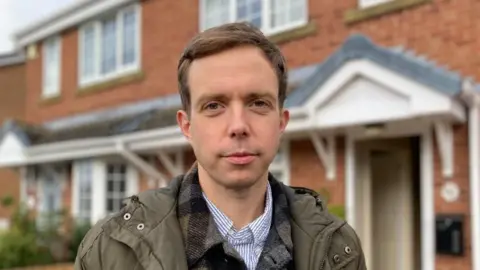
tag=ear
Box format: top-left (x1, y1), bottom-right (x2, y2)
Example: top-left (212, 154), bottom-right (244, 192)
top-left (280, 109), bottom-right (290, 133)
top-left (177, 110), bottom-right (192, 141)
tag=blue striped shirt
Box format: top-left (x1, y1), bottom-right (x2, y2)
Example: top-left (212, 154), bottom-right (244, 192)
top-left (203, 183), bottom-right (273, 270)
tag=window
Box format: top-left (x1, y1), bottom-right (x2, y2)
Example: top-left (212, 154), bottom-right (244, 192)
top-left (38, 175), bottom-right (62, 229)
top-left (42, 36), bottom-right (61, 98)
top-left (76, 161), bottom-right (93, 224)
top-left (106, 163), bottom-right (127, 214)
top-left (79, 5), bottom-right (140, 86)
top-left (201, 0), bottom-right (307, 35)
top-left (359, 0), bottom-right (393, 8)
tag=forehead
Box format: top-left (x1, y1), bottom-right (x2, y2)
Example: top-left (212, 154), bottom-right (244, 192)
top-left (187, 46), bottom-right (278, 99)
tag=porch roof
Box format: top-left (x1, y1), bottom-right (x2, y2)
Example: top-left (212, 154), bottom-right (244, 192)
top-left (285, 34), bottom-right (468, 108)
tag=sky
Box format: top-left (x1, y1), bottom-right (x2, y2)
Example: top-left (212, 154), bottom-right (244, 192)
top-left (0, 0), bottom-right (77, 53)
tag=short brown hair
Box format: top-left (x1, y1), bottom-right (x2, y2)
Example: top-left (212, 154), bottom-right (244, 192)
top-left (177, 22), bottom-right (288, 113)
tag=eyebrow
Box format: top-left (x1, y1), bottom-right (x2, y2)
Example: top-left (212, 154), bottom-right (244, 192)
top-left (195, 93), bottom-right (228, 108)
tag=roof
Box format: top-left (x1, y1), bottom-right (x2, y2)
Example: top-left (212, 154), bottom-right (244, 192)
top-left (14, 0), bottom-right (137, 48)
top-left (0, 108), bottom-right (179, 146)
top-left (0, 52), bottom-right (25, 67)
top-left (285, 33), bottom-right (466, 107)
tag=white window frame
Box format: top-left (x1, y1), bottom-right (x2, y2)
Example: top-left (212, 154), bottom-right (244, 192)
top-left (359, 0), bottom-right (393, 8)
top-left (78, 4), bottom-right (141, 88)
top-left (199, 0), bottom-right (308, 36)
top-left (73, 159), bottom-right (138, 225)
top-left (42, 36), bottom-right (61, 98)
top-left (269, 141), bottom-right (290, 185)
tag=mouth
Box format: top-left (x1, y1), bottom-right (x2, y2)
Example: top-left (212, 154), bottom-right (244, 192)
top-left (222, 151), bottom-right (259, 165)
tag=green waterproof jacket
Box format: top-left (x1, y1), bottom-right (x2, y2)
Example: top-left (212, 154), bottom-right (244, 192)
top-left (74, 173), bottom-right (367, 270)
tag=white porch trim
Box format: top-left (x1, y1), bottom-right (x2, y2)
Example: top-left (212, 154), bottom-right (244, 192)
top-left (461, 80), bottom-right (480, 270)
top-left (309, 133), bottom-right (336, 180)
top-left (345, 127), bottom-right (435, 270)
top-left (470, 104), bottom-right (480, 270)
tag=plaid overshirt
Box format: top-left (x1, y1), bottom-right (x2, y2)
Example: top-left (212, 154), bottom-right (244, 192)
top-left (177, 166), bottom-right (295, 270)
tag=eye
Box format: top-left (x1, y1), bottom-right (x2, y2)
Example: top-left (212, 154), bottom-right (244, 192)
top-left (252, 100), bottom-right (269, 107)
top-left (204, 102), bottom-right (222, 111)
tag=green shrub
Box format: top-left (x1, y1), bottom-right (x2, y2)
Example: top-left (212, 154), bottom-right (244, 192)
top-left (0, 228), bottom-right (54, 269)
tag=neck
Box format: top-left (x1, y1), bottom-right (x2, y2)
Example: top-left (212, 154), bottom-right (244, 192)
top-left (198, 165), bottom-right (268, 230)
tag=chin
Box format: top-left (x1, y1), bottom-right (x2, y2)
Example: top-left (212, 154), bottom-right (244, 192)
top-left (218, 170), bottom-right (262, 189)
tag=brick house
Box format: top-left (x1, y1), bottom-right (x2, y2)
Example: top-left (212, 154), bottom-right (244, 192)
top-left (0, 0), bottom-right (479, 269)
top-left (0, 52), bottom-right (26, 229)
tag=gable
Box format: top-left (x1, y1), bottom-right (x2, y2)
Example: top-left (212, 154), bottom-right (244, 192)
top-left (0, 132), bottom-right (27, 166)
top-left (305, 60), bottom-right (465, 129)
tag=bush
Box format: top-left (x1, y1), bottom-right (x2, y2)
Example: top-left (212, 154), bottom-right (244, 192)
top-left (0, 206), bottom-right (56, 269)
top-left (0, 228), bottom-right (54, 269)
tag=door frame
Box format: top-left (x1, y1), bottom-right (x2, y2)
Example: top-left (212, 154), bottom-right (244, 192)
top-left (345, 127), bottom-right (434, 270)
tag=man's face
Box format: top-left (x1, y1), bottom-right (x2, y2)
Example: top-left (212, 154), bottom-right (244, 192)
top-left (177, 45), bottom-right (289, 190)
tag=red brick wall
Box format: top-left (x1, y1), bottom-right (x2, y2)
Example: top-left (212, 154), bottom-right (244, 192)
top-left (24, 0), bottom-right (199, 124)
top-left (290, 137), bottom-right (346, 206)
top-left (0, 62), bottom-right (26, 219)
top-left (25, 0), bottom-right (480, 125)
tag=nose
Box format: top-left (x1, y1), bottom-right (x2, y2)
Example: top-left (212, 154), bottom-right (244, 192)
top-left (227, 105), bottom-right (250, 139)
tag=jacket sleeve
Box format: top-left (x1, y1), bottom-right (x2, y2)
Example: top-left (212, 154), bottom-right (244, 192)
top-left (73, 217), bottom-right (111, 270)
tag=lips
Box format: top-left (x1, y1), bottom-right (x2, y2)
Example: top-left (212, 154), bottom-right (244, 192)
top-left (223, 151), bottom-right (258, 165)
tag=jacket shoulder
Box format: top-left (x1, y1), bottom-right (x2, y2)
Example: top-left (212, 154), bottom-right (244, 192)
top-left (326, 216), bottom-right (367, 269)
top-left (73, 213), bottom-right (145, 269)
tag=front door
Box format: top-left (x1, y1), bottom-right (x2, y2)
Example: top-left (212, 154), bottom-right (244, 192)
top-left (355, 138), bottom-right (420, 270)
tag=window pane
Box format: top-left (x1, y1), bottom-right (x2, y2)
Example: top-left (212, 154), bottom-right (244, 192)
top-left (106, 163), bottom-right (127, 214)
top-left (82, 25), bottom-right (96, 79)
top-left (122, 9), bottom-right (137, 65)
top-left (101, 17), bottom-right (117, 75)
top-left (77, 161), bottom-right (92, 222)
top-left (236, 0), bottom-right (262, 28)
top-left (204, 0), bottom-right (230, 29)
top-left (270, 0), bottom-right (306, 29)
top-left (43, 38), bottom-right (60, 96)
top-left (119, 181), bottom-right (126, 192)
top-left (271, 0), bottom-right (288, 28)
top-left (289, 0), bottom-right (306, 23)
top-left (107, 199), bottom-right (113, 212)
top-left (107, 180), bottom-right (114, 192)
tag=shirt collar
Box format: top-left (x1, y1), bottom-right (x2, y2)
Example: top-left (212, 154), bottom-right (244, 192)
top-left (203, 182), bottom-right (273, 245)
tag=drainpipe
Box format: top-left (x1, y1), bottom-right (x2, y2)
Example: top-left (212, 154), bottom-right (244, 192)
top-left (462, 79), bottom-right (480, 270)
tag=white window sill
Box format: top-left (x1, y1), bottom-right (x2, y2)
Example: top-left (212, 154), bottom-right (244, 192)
top-left (79, 65), bottom-right (140, 89)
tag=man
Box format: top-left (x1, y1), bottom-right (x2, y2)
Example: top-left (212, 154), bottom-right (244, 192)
top-left (75, 22), bottom-right (366, 270)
